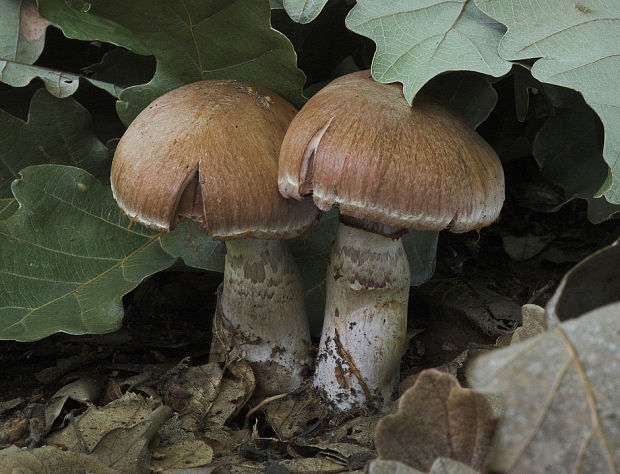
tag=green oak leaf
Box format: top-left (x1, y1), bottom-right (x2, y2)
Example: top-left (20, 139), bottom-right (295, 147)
top-left (0, 165), bottom-right (176, 341)
top-left (82, 48), bottom-right (156, 90)
top-left (0, 199), bottom-right (18, 220)
top-left (0, 0), bottom-right (118, 97)
top-left (289, 209), bottom-right (338, 335)
top-left (0, 0), bottom-right (50, 70)
top-left (426, 72), bottom-right (498, 128)
top-left (160, 220), bottom-right (226, 273)
top-left (283, 0), bottom-right (328, 24)
top-left (346, 0), bottom-right (512, 104)
top-left (0, 88), bottom-right (110, 197)
top-left (0, 61), bottom-right (121, 98)
top-left (513, 64), bottom-right (541, 122)
top-left (474, 0), bottom-right (620, 203)
top-left (533, 97), bottom-right (620, 222)
top-left (38, 0), bottom-right (306, 125)
top-left (402, 230), bottom-right (438, 286)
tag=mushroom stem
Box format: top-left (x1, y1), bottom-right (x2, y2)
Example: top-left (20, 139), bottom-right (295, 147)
top-left (314, 223), bottom-right (410, 411)
top-left (211, 238), bottom-right (312, 394)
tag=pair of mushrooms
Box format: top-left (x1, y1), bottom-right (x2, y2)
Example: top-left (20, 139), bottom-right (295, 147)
top-left (111, 71), bottom-right (504, 412)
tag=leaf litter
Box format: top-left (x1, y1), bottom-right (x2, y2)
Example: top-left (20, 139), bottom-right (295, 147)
top-left (0, 195), bottom-right (618, 472)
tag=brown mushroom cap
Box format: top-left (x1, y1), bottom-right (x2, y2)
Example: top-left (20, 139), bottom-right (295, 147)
top-left (278, 70), bottom-right (504, 233)
top-left (111, 80), bottom-right (318, 239)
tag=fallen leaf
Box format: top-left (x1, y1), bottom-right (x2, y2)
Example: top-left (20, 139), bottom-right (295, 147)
top-left (150, 439), bottom-right (213, 471)
top-left (0, 414), bottom-right (28, 444)
top-left (375, 369), bottom-right (497, 471)
top-left (322, 413), bottom-right (383, 448)
top-left (45, 392), bottom-right (161, 452)
top-left (501, 233), bottom-right (555, 261)
top-left (367, 457), bottom-right (479, 473)
top-left (400, 351), bottom-right (471, 395)
top-left (367, 459), bottom-right (423, 474)
top-left (162, 360), bottom-right (255, 430)
top-left (0, 397), bottom-right (23, 415)
top-left (546, 240), bottom-right (620, 326)
top-left (207, 360), bottom-right (255, 426)
top-left (468, 302), bottom-right (620, 473)
top-left (44, 376), bottom-right (103, 433)
top-left (497, 304), bottom-right (546, 347)
top-left (163, 362), bottom-right (223, 431)
top-left (0, 445), bottom-right (115, 473)
top-left (263, 391), bottom-right (329, 441)
top-left (89, 404), bottom-right (172, 473)
top-left (275, 456), bottom-right (348, 472)
top-left (298, 441), bottom-right (374, 468)
top-left (415, 279), bottom-right (521, 336)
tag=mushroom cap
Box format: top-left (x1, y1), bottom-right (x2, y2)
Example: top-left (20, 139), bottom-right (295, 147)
top-left (278, 70), bottom-right (504, 233)
top-left (111, 80), bottom-right (318, 240)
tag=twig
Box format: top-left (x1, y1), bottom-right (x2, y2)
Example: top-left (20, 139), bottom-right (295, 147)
top-left (527, 280), bottom-right (554, 304)
top-left (244, 393), bottom-right (288, 428)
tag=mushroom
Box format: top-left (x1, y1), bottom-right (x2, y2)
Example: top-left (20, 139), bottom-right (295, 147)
top-left (111, 80), bottom-right (318, 393)
top-left (278, 70), bottom-right (504, 411)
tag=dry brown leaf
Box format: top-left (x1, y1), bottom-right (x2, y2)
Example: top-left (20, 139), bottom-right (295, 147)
top-left (511, 304), bottom-right (546, 344)
top-left (367, 459), bottom-right (423, 474)
top-left (44, 376), bottom-right (103, 433)
top-left (45, 392), bottom-right (160, 451)
top-left (0, 414), bottom-right (28, 444)
top-left (367, 457), bottom-right (479, 473)
top-left (207, 360), bottom-right (255, 426)
top-left (501, 233), bottom-right (555, 261)
top-left (375, 369), bottom-right (497, 471)
top-left (0, 445), bottom-right (115, 474)
top-left (468, 302), bottom-right (620, 472)
top-left (322, 413), bottom-right (383, 448)
top-left (400, 350), bottom-right (470, 394)
top-left (162, 362), bottom-right (223, 431)
top-left (162, 360), bottom-right (255, 430)
top-left (150, 439), bottom-right (213, 471)
top-left (264, 391), bottom-right (329, 440)
top-left (276, 457), bottom-right (353, 472)
top-left (497, 304), bottom-right (547, 347)
top-left (415, 279), bottom-right (521, 336)
top-left (545, 240), bottom-right (620, 326)
top-left (89, 405), bottom-right (171, 473)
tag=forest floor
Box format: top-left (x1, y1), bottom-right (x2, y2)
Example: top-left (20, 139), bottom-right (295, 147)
top-left (0, 162), bottom-right (617, 473)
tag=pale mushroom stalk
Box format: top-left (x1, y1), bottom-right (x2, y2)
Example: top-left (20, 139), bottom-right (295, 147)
top-left (314, 221), bottom-right (410, 410)
top-left (278, 71), bottom-right (505, 411)
top-left (213, 238), bottom-right (310, 391)
top-left (110, 80), bottom-right (318, 394)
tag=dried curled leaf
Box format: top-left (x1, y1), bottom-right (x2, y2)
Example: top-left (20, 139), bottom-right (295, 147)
top-left (368, 458), bottom-right (479, 474)
top-left (468, 302), bottom-right (620, 473)
top-left (546, 240), bottom-right (620, 326)
top-left (375, 369), bottom-right (497, 471)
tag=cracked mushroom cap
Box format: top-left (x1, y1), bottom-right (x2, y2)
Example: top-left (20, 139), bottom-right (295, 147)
top-left (111, 80), bottom-right (318, 240)
top-left (278, 70), bottom-right (504, 233)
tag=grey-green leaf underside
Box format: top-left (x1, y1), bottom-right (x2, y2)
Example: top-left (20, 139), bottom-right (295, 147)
top-left (468, 304), bottom-right (620, 472)
top-left (346, 0), bottom-right (512, 104)
top-left (283, 0), bottom-right (328, 24)
top-left (0, 0), bottom-right (119, 97)
top-left (474, 0), bottom-right (620, 203)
